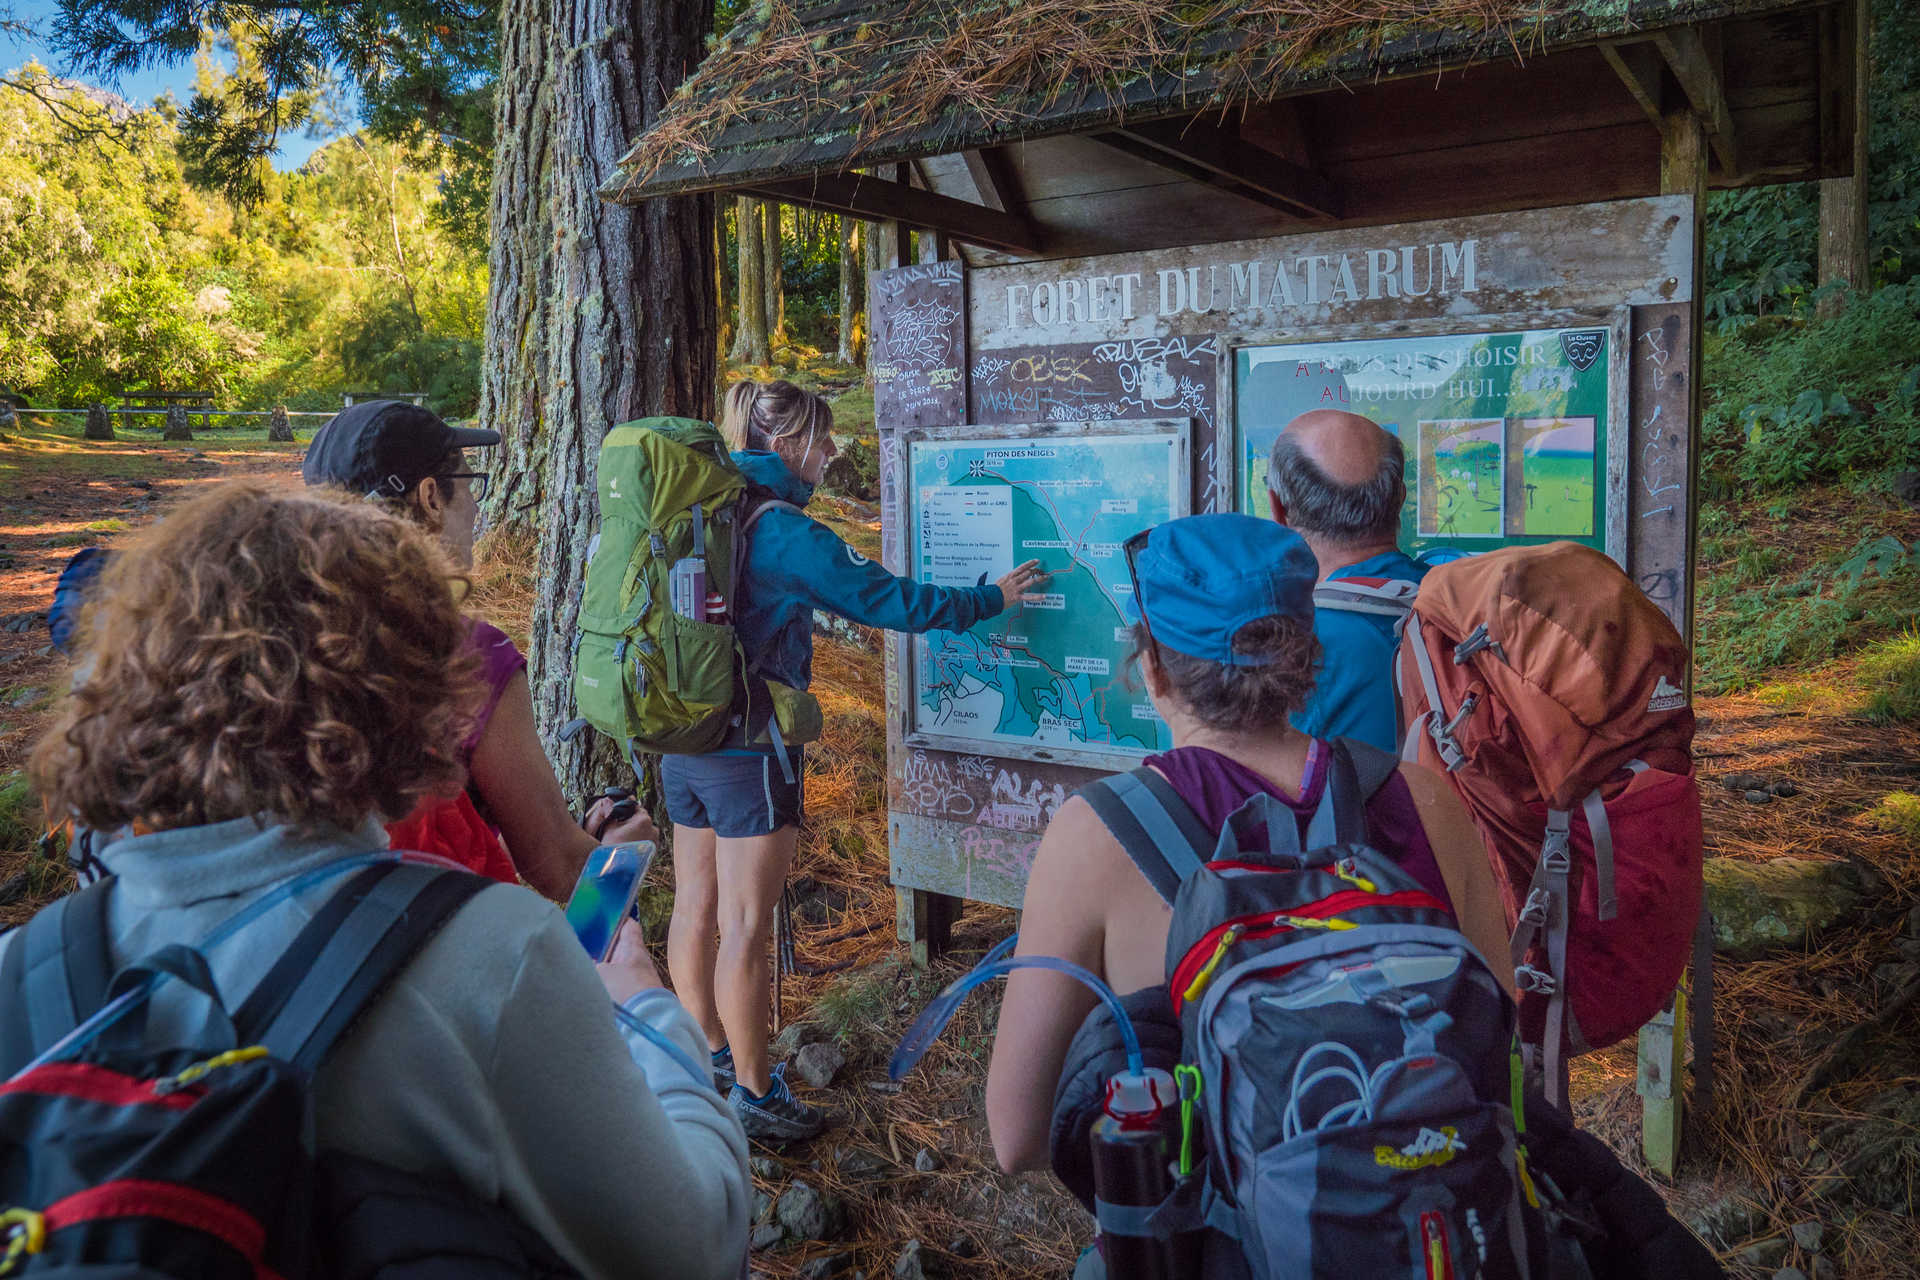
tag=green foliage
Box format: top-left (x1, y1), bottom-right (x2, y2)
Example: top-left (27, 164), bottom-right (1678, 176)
top-left (1835, 534), bottom-right (1920, 584)
top-left (1857, 627), bottom-right (1920, 723)
top-left (1866, 791), bottom-right (1920, 843)
top-left (1695, 525), bottom-right (1920, 693)
top-left (812, 959), bottom-right (908, 1046)
top-left (0, 74), bottom-right (487, 415)
top-left (0, 773), bottom-right (37, 854)
top-left (49, 2), bottom-right (499, 246)
top-left (1700, 283), bottom-right (1920, 494)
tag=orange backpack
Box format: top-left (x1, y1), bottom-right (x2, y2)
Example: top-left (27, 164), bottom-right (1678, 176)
top-left (1396, 542), bottom-right (1702, 1102)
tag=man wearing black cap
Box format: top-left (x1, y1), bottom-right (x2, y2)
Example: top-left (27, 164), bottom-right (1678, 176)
top-left (302, 399), bottom-right (503, 567)
top-left (304, 399), bottom-right (658, 896)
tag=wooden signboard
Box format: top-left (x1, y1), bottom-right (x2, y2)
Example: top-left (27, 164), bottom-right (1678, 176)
top-left (870, 260), bottom-right (966, 430)
top-left (873, 195), bottom-right (1698, 936)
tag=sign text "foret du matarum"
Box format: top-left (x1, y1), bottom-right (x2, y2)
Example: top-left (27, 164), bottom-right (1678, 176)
top-left (1004, 239), bottom-right (1482, 334)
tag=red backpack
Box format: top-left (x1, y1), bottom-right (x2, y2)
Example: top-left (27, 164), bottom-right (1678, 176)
top-left (1395, 542), bottom-right (1702, 1103)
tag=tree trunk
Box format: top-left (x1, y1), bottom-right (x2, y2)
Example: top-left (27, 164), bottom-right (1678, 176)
top-left (478, 0), bottom-right (717, 797)
top-left (761, 199), bottom-right (784, 344)
top-left (730, 195), bottom-right (769, 365)
top-left (266, 405), bottom-right (293, 442)
top-left (837, 217), bottom-right (858, 364)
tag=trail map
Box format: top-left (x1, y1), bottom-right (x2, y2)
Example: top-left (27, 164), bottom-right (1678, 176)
top-left (909, 428), bottom-right (1187, 758)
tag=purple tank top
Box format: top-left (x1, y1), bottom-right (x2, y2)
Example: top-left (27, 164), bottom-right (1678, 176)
top-left (1141, 739), bottom-right (1454, 911)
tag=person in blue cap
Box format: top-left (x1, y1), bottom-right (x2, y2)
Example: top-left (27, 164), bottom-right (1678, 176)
top-left (982, 512), bottom-right (1507, 1182)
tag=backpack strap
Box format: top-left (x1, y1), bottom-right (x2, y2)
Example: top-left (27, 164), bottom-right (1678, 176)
top-left (732, 494), bottom-right (810, 784)
top-left (1077, 768), bottom-right (1215, 906)
top-left (235, 861), bottom-right (488, 1073)
top-left (0, 878), bottom-right (117, 1074)
top-left (1304, 738), bottom-right (1398, 849)
top-left (1311, 576), bottom-right (1419, 619)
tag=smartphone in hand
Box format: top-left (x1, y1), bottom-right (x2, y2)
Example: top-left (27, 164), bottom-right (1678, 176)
top-left (563, 841), bottom-right (655, 962)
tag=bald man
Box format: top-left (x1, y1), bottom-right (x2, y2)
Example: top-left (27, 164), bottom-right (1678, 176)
top-left (1266, 410), bottom-right (1427, 752)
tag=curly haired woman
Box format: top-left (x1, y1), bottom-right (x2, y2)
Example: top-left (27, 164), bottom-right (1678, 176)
top-left (5, 481), bottom-right (748, 1279)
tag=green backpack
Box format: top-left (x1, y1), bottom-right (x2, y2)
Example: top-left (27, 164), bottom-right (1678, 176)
top-left (573, 417), bottom-right (820, 757)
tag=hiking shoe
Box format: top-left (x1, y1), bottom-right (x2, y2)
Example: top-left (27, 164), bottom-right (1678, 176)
top-left (729, 1063), bottom-right (827, 1144)
top-left (710, 1045), bottom-right (736, 1095)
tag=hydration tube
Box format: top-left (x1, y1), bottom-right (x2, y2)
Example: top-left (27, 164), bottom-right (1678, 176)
top-left (612, 1001), bottom-right (711, 1089)
top-left (889, 933), bottom-right (1142, 1082)
top-left (11, 850), bottom-right (452, 1080)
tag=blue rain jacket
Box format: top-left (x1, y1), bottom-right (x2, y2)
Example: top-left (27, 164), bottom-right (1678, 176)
top-left (1289, 549), bottom-right (1431, 754)
top-left (732, 451), bottom-right (1002, 692)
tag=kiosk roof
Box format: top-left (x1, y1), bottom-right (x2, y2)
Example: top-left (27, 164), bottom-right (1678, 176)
top-left (604, 0), bottom-right (1855, 260)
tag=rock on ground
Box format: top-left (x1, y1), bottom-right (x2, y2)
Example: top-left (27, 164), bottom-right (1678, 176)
top-left (1703, 857), bottom-right (1866, 960)
top-left (772, 1020), bottom-right (829, 1059)
top-left (776, 1181), bottom-right (846, 1242)
top-left (893, 1239), bottom-right (927, 1280)
top-left (796, 1252), bottom-right (852, 1280)
top-left (794, 1040), bottom-right (847, 1088)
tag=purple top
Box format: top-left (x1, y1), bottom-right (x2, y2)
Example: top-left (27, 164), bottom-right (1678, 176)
top-left (461, 619), bottom-right (529, 759)
top-left (1142, 739), bottom-right (1453, 911)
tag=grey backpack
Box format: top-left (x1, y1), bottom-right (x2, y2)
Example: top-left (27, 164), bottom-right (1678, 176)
top-left (1079, 740), bottom-right (1539, 1279)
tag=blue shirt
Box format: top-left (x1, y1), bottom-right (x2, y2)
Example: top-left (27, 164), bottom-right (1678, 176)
top-left (731, 451), bottom-right (1002, 692)
top-left (1290, 550), bottom-right (1431, 754)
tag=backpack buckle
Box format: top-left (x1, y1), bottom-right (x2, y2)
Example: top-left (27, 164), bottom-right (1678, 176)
top-left (1, 1208), bottom-right (48, 1271)
top-left (649, 532), bottom-right (667, 558)
top-left (1452, 623), bottom-right (1507, 665)
top-left (1540, 812), bottom-right (1572, 872)
top-left (1516, 885), bottom-right (1552, 929)
top-left (1514, 964), bottom-right (1557, 995)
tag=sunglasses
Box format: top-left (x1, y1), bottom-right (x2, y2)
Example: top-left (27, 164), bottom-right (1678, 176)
top-left (1122, 528), bottom-right (1163, 668)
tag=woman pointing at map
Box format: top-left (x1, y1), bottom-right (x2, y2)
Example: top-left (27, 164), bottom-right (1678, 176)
top-left (666, 378), bottom-right (1050, 1144)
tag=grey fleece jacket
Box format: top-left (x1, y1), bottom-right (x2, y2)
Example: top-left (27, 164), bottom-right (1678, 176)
top-left (0, 816), bottom-right (750, 1280)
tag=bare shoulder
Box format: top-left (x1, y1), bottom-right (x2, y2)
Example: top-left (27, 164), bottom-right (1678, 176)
top-left (1018, 795), bottom-right (1131, 940)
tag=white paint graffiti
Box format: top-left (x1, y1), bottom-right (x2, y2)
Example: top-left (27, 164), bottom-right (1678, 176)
top-left (977, 768), bottom-right (1069, 833)
top-left (883, 300), bottom-right (963, 372)
top-left (900, 750), bottom-right (975, 819)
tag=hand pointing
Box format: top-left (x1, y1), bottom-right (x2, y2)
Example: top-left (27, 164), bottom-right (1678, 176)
top-left (995, 559), bottom-right (1051, 613)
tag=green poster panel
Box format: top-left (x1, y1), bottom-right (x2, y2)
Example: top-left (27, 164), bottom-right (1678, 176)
top-left (1233, 325), bottom-right (1618, 556)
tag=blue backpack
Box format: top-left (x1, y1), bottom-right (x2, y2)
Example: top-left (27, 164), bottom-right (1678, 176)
top-left (1079, 741), bottom-right (1539, 1279)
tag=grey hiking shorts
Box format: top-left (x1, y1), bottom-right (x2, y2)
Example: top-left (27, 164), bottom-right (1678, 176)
top-left (660, 749), bottom-right (805, 837)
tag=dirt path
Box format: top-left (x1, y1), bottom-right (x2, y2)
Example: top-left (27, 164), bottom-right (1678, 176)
top-left (0, 423), bottom-right (304, 778)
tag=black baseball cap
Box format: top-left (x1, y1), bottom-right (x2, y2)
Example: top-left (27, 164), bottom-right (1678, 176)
top-left (301, 400), bottom-right (501, 498)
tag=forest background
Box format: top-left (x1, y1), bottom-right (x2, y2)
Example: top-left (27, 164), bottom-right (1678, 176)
top-left (5, 1), bottom-right (1920, 496)
top-left (1, 0), bottom-right (1918, 690)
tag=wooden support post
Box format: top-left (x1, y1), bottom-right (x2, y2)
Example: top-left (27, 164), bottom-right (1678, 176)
top-left (1638, 104), bottom-right (1709, 1180)
top-left (1817, 0), bottom-right (1870, 315)
top-left (1636, 979), bottom-right (1687, 1177)
top-left (896, 885), bottom-right (956, 970)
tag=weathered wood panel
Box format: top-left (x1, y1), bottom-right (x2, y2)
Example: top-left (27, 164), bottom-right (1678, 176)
top-left (869, 261), bottom-right (967, 429)
top-left (968, 197), bottom-right (1694, 351)
top-left (968, 338), bottom-right (1222, 513)
top-left (1627, 304), bottom-right (1696, 635)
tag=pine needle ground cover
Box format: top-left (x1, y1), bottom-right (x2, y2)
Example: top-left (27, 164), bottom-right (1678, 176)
top-left (4, 401), bottom-right (1918, 1274)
